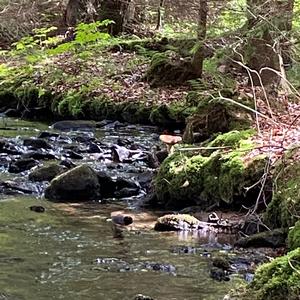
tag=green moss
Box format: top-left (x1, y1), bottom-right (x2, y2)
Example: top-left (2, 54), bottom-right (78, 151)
top-left (264, 160), bottom-right (300, 228)
top-left (207, 129), bottom-right (255, 148)
top-left (288, 221), bottom-right (300, 250)
top-left (155, 130), bottom-right (265, 209)
top-left (249, 248), bottom-right (300, 300)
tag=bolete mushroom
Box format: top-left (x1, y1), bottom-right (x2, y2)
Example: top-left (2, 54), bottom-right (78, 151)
top-left (159, 134), bottom-right (182, 153)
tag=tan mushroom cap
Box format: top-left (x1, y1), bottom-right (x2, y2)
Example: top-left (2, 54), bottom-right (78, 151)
top-left (159, 134), bottom-right (182, 145)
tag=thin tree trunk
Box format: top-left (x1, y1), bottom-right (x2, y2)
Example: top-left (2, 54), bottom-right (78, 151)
top-left (156, 0), bottom-right (165, 31)
top-left (191, 0), bottom-right (208, 78)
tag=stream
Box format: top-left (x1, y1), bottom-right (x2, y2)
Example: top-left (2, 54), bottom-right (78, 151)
top-left (0, 118), bottom-right (268, 300)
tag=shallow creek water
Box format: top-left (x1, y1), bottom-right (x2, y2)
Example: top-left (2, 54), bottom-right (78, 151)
top-left (0, 118), bottom-right (262, 300)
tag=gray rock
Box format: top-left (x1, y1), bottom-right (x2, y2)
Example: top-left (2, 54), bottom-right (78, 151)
top-left (8, 158), bottom-right (38, 173)
top-left (51, 120), bottom-right (96, 132)
top-left (44, 164), bottom-right (101, 202)
top-left (23, 138), bottom-right (52, 150)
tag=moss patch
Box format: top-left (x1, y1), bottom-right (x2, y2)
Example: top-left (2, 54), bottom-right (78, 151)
top-left (288, 221), bottom-right (300, 250)
top-left (154, 130), bottom-right (266, 209)
top-left (264, 158), bottom-right (300, 229)
top-left (249, 248), bottom-right (300, 300)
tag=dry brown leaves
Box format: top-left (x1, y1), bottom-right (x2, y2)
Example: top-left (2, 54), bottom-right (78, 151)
top-left (244, 87), bottom-right (300, 163)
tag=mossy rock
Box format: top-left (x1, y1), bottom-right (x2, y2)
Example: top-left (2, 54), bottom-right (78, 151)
top-left (249, 248), bottom-right (300, 300)
top-left (288, 220), bottom-right (300, 250)
top-left (183, 98), bottom-right (253, 143)
top-left (145, 51), bottom-right (196, 87)
top-left (264, 155), bottom-right (300, 229)
top-left (29, 163), bottom-right (67, 182)
top-left (154, 130), bottom-right (267, 209)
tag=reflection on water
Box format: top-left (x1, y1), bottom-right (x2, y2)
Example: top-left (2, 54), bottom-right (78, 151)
top-left (0, 197), bottom-right (237, 300)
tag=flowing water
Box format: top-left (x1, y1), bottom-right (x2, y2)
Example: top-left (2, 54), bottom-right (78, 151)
top-left (0, 118), bottom-right (251, 300)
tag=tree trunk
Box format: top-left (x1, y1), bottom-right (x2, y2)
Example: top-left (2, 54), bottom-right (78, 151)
top-left (99, 0), bottom-right (132, 35)
top-left (191, 0), bottom-right (208, 78)
top-left (245, 0), bottom-right (294, 86)
top-left (156, 0), bottom-right (165, 31)
top-left (64, 0), bottom-right (98, 27)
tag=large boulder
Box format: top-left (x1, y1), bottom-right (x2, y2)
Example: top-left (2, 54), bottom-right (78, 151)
top-left (44, 165), bottom-right (100, 201)
top-left (154, 130), bottom-right (267, 209)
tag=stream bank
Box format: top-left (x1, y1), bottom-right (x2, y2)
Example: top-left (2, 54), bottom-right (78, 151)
top-left (0, 117), bottom-right (282, 300)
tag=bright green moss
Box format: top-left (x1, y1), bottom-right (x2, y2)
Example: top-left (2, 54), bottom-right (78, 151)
top-left (250, 248), bottom-right (300, 300)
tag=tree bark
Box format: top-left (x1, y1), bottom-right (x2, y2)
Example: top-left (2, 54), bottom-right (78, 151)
top-left (191, 0), bottom-right (208, 78)
top-left (245, 0), bottom-right (294, 86)
top-left (64, 0), bottom-right (98, 27)
top-left (99, 0), bottom-right (132, 35)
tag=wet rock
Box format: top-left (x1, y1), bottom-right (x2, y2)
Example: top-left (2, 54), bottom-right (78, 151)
top-left (87, 142), bottom-right (103, 153)
top-left (135, 171), bottom-right (154, 188)
top-left (51, 120), bottom-right (96, 132)
top-left (23, 138), bottom-right (52, 150)
top-left (44, 164), bottom-right (101, 202)
top-left (111, 145), bottom-right (131, 162)
top-left (143, 262), bottom-right (176, 273)
top-left (154, 214), bottom-right (201, 231)
top-left (29, 205), bottom-right (45, 213)
top-left (29, 164), bottom-right (67, 182)
top-left (0, 140), bottom-right (22, 155)
top-left (3, 108), bottom-right (20, 118)
top-left (210, 267), bottom-right (230, 281)
top-left (234, 228), bottom-right (288, 248)
top-left (37, 131), bottom-right (59, 139)
top-left (8, 158), bottom-right (38, 173)
top-left (23, 151), bottom-right (56, 160)
top-left (212, 257), bottom-right (231, 271)
top-left (97, 171), bottom-right (116, 197)
top-left (0, 139), bottom-right (7, 150)
top-left (59, 159), bottom-right (76, 169)
top-left (66, 150), bottom-right (83, 160)
top-left (116, 177), bottom-right (140, 190)
top-left (95, 120), bottom-right (113, 128)
top-left (171, 246), bottom-right (202, 254)
top-left (0, 181), bottom-right (35, 195)
top-left (134, 294), bottom-right (155, 300)
top-left (115, 188), bottom-right (139, 198)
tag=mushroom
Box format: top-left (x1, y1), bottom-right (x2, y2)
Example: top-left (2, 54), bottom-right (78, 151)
top-left (159, 134), bottom-right (182, 153)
